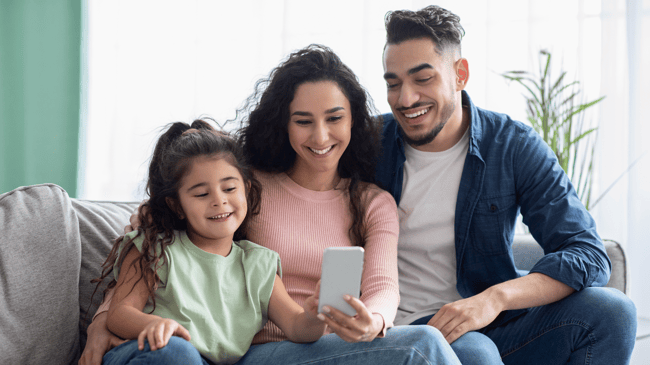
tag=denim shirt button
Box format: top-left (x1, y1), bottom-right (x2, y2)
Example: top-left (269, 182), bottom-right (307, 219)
top-left (490, 204), bottom-right (497, 212)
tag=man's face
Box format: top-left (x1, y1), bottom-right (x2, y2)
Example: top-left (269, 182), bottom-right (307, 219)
top-left (383, 38), bottom-right (460, 148)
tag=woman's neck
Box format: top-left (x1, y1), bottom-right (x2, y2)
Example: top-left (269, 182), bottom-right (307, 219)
top-left (286, 166), bottom-right (341, 191)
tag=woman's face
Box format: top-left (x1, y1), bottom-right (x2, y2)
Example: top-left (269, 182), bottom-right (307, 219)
top-left (287, 81), bottom-right (352, 179)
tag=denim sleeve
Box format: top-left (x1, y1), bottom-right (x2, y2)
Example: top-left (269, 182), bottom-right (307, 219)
top-left (514, 128), bottom-right (611, 290)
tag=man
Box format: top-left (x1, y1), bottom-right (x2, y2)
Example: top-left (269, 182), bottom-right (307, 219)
top-left (376, 5), bottom-right (637, 364)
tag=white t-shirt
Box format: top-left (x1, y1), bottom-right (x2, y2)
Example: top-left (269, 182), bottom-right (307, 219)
top-left (394, 129), bottom-right (469, 325)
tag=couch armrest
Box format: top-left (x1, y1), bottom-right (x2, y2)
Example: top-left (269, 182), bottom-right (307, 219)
top-left (0, 184), bottom-right (82, 365)
top-left (512, 234), bottom-right (628, 295)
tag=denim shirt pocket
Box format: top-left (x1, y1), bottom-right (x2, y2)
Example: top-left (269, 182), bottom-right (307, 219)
top-left (470, 194), bottom-right (517, 255)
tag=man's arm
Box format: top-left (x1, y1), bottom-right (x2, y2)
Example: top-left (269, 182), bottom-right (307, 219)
top-left (428, 272), bottom-right (574, 343)
top-left (430, 123), bottom-right (605, 343)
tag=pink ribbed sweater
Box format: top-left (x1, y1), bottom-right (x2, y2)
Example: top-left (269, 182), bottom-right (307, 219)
top-left (250, 172), bottom-right (399, 344)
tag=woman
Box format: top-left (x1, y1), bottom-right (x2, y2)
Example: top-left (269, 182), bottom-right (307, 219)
top-left (80, 45), bottom-right (459, 365)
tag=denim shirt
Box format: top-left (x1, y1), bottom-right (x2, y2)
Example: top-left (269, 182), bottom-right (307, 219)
top-left (375, 91), bottom-right (611, 327)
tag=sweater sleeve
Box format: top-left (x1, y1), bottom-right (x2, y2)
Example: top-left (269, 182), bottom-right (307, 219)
top-left (359, 186), bottom-right (400, 334)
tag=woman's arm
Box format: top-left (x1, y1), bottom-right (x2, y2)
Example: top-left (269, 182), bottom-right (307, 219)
top-left (299, 188), bottom-right (400, 343)
top-left (107, 246), bottom-right (190, 350)
top-left (267, 275), bottom-right (326, 343)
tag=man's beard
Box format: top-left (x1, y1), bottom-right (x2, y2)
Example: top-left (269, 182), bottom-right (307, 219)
top-left (399, 96), bottom-right (456, 147)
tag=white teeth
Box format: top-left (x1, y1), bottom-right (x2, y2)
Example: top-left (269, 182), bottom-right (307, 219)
top-left (308, 146), bottom-right (333, 155)
top-left (404, 108), bottom-right (429, 118)
top-left (210, 213), bottom-right (231, 219)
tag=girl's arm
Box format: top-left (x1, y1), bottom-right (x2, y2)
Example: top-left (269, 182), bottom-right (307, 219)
top-left (267, 275), bottom-right (326, 343)
top-left (106, 246), bottom-right (190, 350)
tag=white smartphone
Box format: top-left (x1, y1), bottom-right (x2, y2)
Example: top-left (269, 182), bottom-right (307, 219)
top-left (318, 247), bottom-right (364, 317)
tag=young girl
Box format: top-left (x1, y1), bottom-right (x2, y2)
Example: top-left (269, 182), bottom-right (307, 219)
top-left (96, 120), bottom-right (325, 365)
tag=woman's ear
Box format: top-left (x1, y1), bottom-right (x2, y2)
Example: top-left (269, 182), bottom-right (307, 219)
top-left (165, 197), bottom-right (185, 220)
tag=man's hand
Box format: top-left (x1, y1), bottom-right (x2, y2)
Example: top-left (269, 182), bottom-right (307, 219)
top-left (428, 290), bottom-right (504, 344)
top-left (79, 312), bottom-right (127, 365)
top-left (428, 273), bottom-right (575, 344)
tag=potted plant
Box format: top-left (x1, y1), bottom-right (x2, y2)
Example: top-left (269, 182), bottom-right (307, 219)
top-left (501, 50), bottom-right (604, 209)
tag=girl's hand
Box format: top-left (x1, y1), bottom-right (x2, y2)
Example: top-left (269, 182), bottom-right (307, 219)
top-left (317, 296), bottom-right (384, 343)
top-left (138, 318), bottom-right (191, 351)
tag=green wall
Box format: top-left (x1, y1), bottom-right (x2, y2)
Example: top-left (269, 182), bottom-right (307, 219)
top-left (0, 0), bottom-right (81, 196)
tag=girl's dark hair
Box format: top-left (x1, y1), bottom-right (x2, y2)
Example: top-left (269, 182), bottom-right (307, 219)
top-left (236, 44), bottom-right (381, 247)
top-left (92, 119), bottom-right (262, 311)
top-left (385, 5), bottom-right (465, 55)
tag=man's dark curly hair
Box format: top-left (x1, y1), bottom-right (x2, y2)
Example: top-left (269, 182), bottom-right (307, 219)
top-left (236, 44), bottom-right (382, 247)
top-left (385, 5), bottom-right (465, 55)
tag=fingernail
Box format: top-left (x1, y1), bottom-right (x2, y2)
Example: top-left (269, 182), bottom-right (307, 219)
top-left (322, 306), bottom-right (330, 313)
top-left (344, 295), bottom-right (351, 300)
top-left (317, 314), bottom-right (326, 320)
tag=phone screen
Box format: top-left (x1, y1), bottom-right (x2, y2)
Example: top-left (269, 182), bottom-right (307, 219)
top-left (318, 247), bottom-right (364, 316)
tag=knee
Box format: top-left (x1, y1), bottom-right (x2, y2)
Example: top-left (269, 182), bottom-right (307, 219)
top-left (582, 287), bottom-right (636, 320)
top-left (147, 337), bottom-right (203, 365)
top-left (394, 326), bottom-right (460, 364)
top-left (451, 332), bottom-right (502, 365)
top-left (579, 287), bottom-right (637, 337)
top-left (405, 325), bottom-right (448, 347)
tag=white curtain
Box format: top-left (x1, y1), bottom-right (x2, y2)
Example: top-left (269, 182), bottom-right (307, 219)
top-left (80, 0), bottom-right (649, 314)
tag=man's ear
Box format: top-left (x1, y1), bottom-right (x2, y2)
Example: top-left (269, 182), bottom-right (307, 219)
top-left (455, 58), bottom-right (469, 90)
top-left (165, 197), bottom-right (185, 220)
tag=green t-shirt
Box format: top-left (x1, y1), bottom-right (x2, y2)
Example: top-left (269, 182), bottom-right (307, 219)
top-left (114, 230), bottom-right (281, 364)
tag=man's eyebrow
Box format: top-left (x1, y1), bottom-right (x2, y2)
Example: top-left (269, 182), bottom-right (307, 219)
top-left (408, 63), bottom-right (434, 75)
top-left (384, 63), bottom-right (434, 80)
top-left (383, 72), bottom-right (397, 80)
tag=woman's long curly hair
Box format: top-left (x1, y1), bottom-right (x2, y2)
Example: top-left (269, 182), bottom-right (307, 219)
top-left (236, 44), bottom-right (382, 247)
top-left (92, 119), bottom-right (262, 311)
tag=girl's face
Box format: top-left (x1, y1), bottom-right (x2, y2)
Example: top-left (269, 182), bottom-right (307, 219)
top-left (173, 155), bottom-right (247, 253)
top-left (287, 81), bottom-right (352, 179)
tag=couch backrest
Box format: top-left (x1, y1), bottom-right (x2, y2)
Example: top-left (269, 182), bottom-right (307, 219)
top-left (72, 198), bottom-right (138, 351)
top-left (0, 184), bottom-right (137, 365)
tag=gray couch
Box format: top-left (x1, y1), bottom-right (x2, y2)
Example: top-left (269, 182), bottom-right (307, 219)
top-left (0, 183), bottom-right (629, 365)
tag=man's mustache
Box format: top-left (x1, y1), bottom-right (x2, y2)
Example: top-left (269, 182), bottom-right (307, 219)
top-left (396, 102), bottom-right (434, 112)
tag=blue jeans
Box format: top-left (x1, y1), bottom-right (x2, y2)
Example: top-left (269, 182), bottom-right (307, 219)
top-left (411, 287), bottom-right (637, 365)
top-left (103, 337), bottom-right (209, 365)
top-left (234, 325), bottom-right (461, 364)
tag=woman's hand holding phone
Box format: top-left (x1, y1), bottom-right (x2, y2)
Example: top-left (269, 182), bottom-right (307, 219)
top-left (316, 247), bottom-right (383, 342)
top-left (317, 297), bottom-right (384, 343)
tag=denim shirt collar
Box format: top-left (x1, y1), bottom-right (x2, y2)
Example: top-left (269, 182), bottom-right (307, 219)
top-left (464, 90), bottom-right (483, 159)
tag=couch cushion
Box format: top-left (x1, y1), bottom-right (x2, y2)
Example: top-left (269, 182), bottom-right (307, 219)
top-left (0, 184), bottom-right (81, 365)
top-left (73, 198), bottom-right (138, 350)
top-left (604, 239), bottom-right (627, 294)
